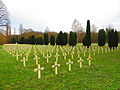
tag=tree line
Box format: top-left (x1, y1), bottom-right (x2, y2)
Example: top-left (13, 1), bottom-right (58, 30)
top-left (11, 31), bottom-right (77, 46)
top-left (10, 20), bottom-right (119, 49)
top-left (82, 20), bottom-right (118, 49)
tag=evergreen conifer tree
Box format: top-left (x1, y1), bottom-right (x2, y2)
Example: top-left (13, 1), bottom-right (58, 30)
top-left (82, 20), bottom-right (91, 48)
top-left (50, 35), bottom-right (55, 45)
top-left (98, 29), bottom-right (106, 47)
top-left (44, 33), bottom-right (49, 45)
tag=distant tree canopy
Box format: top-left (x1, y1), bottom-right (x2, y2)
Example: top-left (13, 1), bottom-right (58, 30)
top-left (0, 33), bottom-right (6, 45)
top-left (108, 29), bottom-right (118, 49)
top-left (44, 33), bottom-right (49, 45)
top-left (56, 31), bottom-right (64, 46)
top-left (50, 35), bottom-right (55, 45)
top-left (98, 29), bottom-right (106, 47)
top-left (18, 37), bottom-right (25, 44)
top-left (56, 31), bottom-right (68, 46)
top-left (10, 38), bottom-right (16, 43)
top-left (63, 33), bottom-right (68, 45)
top-left (29, 35), bottom-right (35, 44)
top-left (69, 31), bottom-right (77, 46)
top-left (8, 19), bottom-right (119, 47)
top-left (82, 20), bottom-right (91, 48)
top-left (114, 30), bottom-right (119, 48)
top-left (36, 37), bottom-right (43, 45)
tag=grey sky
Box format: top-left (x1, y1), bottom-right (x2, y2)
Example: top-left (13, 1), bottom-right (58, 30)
top-left (3, 0), bottom-right (120, 34)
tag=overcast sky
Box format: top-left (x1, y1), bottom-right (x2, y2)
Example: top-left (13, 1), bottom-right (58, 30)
top-left (2, 0), bottom-right (120, 34)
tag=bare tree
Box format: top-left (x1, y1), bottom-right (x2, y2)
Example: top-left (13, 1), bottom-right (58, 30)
top-left (19, 24), bottom-right (23, 34)
top-left (91, 24), bottom-right (98, 33)
top-left (0, 0), bottom-right (10, 26)
top-left (14, 28), bottom-right (16, 35)
top-left (0, 0), bottom-right (10, 43)
top-left (106, 24), bottom-right (114, 30)
top-left (44, 27), bottom-right (49, 33)
top-left (71, 19), bottom-right (84, 43)
top-left (91, 24), bottom-right (98, 43)
top-left (71, 19), bottom-right (84, 33)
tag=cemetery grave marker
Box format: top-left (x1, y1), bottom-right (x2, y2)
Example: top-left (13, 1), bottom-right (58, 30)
top-left (87, 55), bottom-right (92, 66)
top-left (34, 55), bottom-right (40, 65)
top-left (45, 53), bottom-right (51, 63)
top-left (15, 52), bottom-right (20, 60)
top-left (21, 57), bottom-right (27, 66)
top-left (66, 59), bottom-right (73, 71)
top-left (78, 57), bottom-right (83, 68)
top-left (52, 61), bottom-right (60, 74)
top-left (54, 53), bottom-right (59, 62)
top-left (34, 64), bottom-right (44, 79)
top-left (63, 53), bottom-right (67, 60)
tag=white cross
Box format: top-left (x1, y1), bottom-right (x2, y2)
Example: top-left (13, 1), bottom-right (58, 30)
top-left (66, 59), bottom-right (73, 71)
top-left (25, 53), bottom-right (29, 60)
top-left (71, 52), bottom-right (74, 59)
top-left (63, 53), bottom-right (67, 60)
top-left (15, 52), bottom-right (20, 60)
top-left (54, 53), bottom-right (59, 62)
top-left (21, 57), bottom-right (27, 66)
top-left (45, 54), bottom-right (51, 63)
top-left (52, 61), bottom-right (60, 74)
top-left (78, 57), bottom-right (83, 68)
top-left (34, 64), bottom-right (44, 79)
top-left (87, 55), bottom-right (92, 66)
top-left (34, 55), bottom-right (40, 65)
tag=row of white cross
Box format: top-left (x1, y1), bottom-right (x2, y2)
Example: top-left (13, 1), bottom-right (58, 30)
top-left (3, 44), bottom-right (118, 79)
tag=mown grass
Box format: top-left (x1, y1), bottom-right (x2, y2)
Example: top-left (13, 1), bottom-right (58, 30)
top-left (0, 44), bottom-right (120, 89)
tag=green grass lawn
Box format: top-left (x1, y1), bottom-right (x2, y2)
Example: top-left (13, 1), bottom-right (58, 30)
top-left (0, 45), bottom-right (120, 89)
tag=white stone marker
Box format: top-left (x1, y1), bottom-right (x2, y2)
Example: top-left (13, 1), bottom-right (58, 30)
top-left (34, 64), bottom-right (44, 79)
top-left (54, 53), bottom-right (59, 62)
top-left (34, 55), bottom-right (40, 65)
top-left (16, 52), bottom-right (19, 60)
top-left (71, 52), bottom-right (74, 59)
top-left (66, 59), bottom-right (73, 71)
top-left (78, 57), bottom-right (83, 68)
top-left (52, 61), bottom-right (60, 74)
top-left (45, 54), bottom-right (51, 63)
top-left (87, 55), bottom-right (92, 66)
top-left (63, 53), bottom-right (67, 60)
top-left (25, 53), bottom-right (29, 60)
top-left (21, 57), bottom-right (27, 66)
top-left (84, 52), bottom-right (86, 57)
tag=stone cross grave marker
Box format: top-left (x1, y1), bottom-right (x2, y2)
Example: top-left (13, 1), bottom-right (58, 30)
top-left (71, 52), bottom-right (74, 59)
top-left (21, 57), bottom-right (27, 66)
top-left (34, 55), bottom-right (40, 65)
top-left (12, 51), bottom-right (15, 56)
top-left (63, 53), bottom-right (67, 60)
top-left (52, 61), bottom-right (60, 74)
top-left (34, 64), bottom-right (44, 79)
top-left (66, 59), bottom-right (73, 71)
top-left (78, 57), bottom-right (83, 68)
top-left (84, 52), bottom-right (86, 57)
top-left (20, 51), bottom-right (23, 56)
top-left (34, 51), bottom-right (38, 56)
top-left (87, 55), bottom-right (92, 66)
top-left (54, 53), bottom-right (59, 62)
top-left (15, 52), bottom-right (20, 60)
top-left (45, 53), bottom-right (51, 63)
top-left (25, 53), bottom-right (29, 60)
